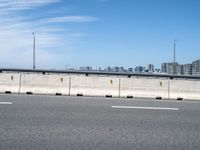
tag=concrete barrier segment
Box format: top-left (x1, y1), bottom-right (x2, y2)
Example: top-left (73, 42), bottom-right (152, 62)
top-left (0, 73), bottom-right (21, 94)
top-left (19, 74), bottom-right (70, 95)
top-left (70, 76), bottom-right (120, 97)
top-left (120, 77), bottom-right (169, 99)
top-left (170, 79), bottom-right (200, 100)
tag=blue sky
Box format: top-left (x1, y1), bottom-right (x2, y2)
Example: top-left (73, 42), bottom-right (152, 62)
top-left (0, 0), bottom-right (200, 69)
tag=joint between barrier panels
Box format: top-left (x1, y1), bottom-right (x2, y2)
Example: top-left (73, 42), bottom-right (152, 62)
top-left (18, 74), bottom-right (22, 94)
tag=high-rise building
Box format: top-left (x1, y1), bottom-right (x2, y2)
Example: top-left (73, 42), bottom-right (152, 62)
top-left (182, 64), bottom-right (192, 75)
top-left (114, 67), bottom-right (119, 72)
top-left (161, 63), bottom-right (167, 73)
top-left (128, 68), bottom-right (133, 72)
top-left (118, 67), bottom-right (124, 72)
top-left (105, 67), bottom-right (112, 72)
top-left (192, 59), bottom-right (200, 76)
top-left (113, 67), bottom-right (124, 72)
top-left (167, 63), bottom-right (174, 74)
top-left (134, 66), bottom-right (145, 73)
top-left (176, 64), bottom-right (183, 75)
top-left (161, 62), bottom-right (179, 75)
top-left (147, 64), bottom-right (154, 72)
top-left (167, 62), bottom-right (178, 75)
top-left (79, 66), bottom-right (92, 71)
top-left (161, 61), bottom-right (196, 76)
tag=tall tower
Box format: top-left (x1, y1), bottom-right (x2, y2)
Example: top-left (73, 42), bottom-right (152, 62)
top-left (32, 32), bottom-right (36, 69)
top-left (173, 40), bottom-right (176, 75)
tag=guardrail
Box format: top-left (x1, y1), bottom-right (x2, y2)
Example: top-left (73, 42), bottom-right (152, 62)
top-left (1, 68), bottom-right (200, 80)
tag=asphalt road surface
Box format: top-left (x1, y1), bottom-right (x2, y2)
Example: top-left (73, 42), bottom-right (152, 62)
top-left (0, 95), bottom-right (200, 150)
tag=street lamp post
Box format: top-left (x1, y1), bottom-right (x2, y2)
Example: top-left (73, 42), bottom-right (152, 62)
top-left (32, 32), bottom-right (36, 69)
top-left (173, 40), bottom-right (177, 75)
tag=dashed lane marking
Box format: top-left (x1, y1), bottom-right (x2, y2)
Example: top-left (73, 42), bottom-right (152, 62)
top-left (112, 106), bottom-right (179, 111)
top-left (0, 102), bottom-right (13, 105)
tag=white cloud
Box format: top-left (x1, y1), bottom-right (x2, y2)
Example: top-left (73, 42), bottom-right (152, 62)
top-left (0, 0), bottom-right (97, 69)
top-left (0, 0), bottom-right (61, 14)
top-left (44, 16), bottom-right (97, 23)
top-left (0, 15), bottom-right (64, 68)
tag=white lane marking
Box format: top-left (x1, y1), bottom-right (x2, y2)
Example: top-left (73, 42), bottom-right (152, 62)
top-left (112, 106), bottom-right (179, 111)
top-left (0, 102), bottom-right (13, 105)
top-left (166, 100), bottom-right (200, 104)
top-left (132, 99), bottom-right (200, 104)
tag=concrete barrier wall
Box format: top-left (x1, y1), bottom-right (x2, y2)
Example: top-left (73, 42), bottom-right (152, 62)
top-left (1, 72), bottom-right (200, 100)
top-left (120, 77), bottom-right (169, 99)
top-left (20, 74), bottom-right (70, 95)
top-left (170, 79), bottom-right (200, 100)
top-left (70, 76), bottom-right (120, 97)
top-left (0, 73), bottom-right (20, 94)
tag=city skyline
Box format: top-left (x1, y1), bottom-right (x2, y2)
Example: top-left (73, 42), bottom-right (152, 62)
top-left (78, 58), bottom-right (200, 76)
top-left (0, 0), bottom-right (200, 69)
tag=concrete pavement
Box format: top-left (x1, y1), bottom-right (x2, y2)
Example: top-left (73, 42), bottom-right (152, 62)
top-left (0, 95), bottom-right (200, 150)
